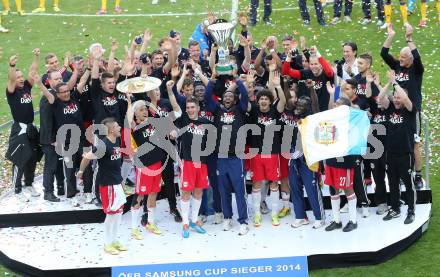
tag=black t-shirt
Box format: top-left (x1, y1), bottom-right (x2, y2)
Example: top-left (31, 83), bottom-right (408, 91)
top-left (385, 104), bottom-right (416, 154)
top-left (326, 156), bottom-right (356, 169)
top-left (77, 76), bottom-right (93, 122)
top-left (368, 96), bottom-right (387, 153)
top-left (353, 74), bottom-right (379, 111)
top-left (52, 90), bottom-right (84, 147)
top-left (248, 102), bottom-right (282, 154)
top-left (300, 70), bottom-right (332, 112)
top-left (131, 121), bottom-right (165, 167)
top-left (381, 47), bottom-right (424, 111)
top-left (175, 113), bottom-right (212, 164)
top-left (6, 80), bottom-right (34, 124)
top-left (90, 78), bottom-right (122, 125)
top-left (93, 137), bottom-right (123, 185)
top-left (279, 108), bottom-right (299, 152)
top-left (213, 104), bottom-right (246, 157)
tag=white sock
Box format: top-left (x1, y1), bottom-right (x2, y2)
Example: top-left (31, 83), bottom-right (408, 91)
top-left (331, 197), bottom-right (341, 223)
top-left (147, 207), bottom-right (155, 224)
top-left (121, 160), bottom-right (132, 184)
top-left (180, 199), bottom-right (191, 225)
top-left (112, 213), bottom-right (122, 243)
top-left (252, 189), bottom-right (261, 216)
top-left (191, 197), bottom-right (202, 223)
top-left (131, 208), bottom-right (141, 229)
top-left (270, 188), bottom-right (279, 216)
top-left (281, 191), bottom-right (290, 209)
top-left (104, 215), bottom-right (114, 246)
top-left (347, 194), bottom-right (357, 223)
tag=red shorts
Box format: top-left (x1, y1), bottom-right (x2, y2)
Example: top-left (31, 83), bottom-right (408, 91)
top-left (180, 160), bottom-right (209, 191)
top-left (99, 185), bottom-right (125, 214)
top-left (135, 161), bottom-right (162, 195)
top-left (279, 154), bottom-right (290, 179)
top-left (250, 154), bottom-right (280, 182)
top-left (325, 165), bottom-right (354, 189)
top-left (120, 127), bottom-right (133, 158)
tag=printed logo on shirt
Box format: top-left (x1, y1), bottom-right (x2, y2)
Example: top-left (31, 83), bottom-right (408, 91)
top-left (199, 111), bottom-right (214, 122)
top-left (63, 103), bottom-right (79, 115)
top-left (257, 115), bottom-right (275, 126)
top-left (356, 84), bottom-right (367, 96)
top-left (102, 96), bottom-right (118, 106)
top-left (313, 80), bottom-right (323, 90)
top-left (389, 113), bottom-right (403, 124)
top-left (220, 112), bottom-right (235, 124)
top-left (118, 94), bottom-right (127, 101)
top-left (396, 72), bottom-right (409, 82)
top-left (111, 147), bottom-right (121, 161)
top-left (280, 113), bottom-right (298, 127)
top-left (142, 125), bottom-right (156, 137)
top-left (157, 107), bottom-right (169, 118)
top-left (373, 114), bottom-right (386, 124)
top-left (20, 93), bottom-right (32, 104)
top-left (187, 123), bottom-right (204, 136)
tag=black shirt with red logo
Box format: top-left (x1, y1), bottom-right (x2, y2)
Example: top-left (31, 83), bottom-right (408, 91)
top-left (299, 70), bottom-right (332, 112)
top-left (6, 80), bottom-right (34, 124)
top-left (369, 96), bottom-right (387, 146)
top-left (248, 101), bottom-right (282, 154)
top-left (93, 137), bottom-right (123, 186)
top-left (381, 47), bottom-right (424, 111)
top-left (175, 113), bottom-right (211, 164)
top-left (279, 108), bottom-right (299, 152)
top-left (385, 104), bottom-right (416, 154)
top-left (353, 74), bottom-right (380, 111)
top-left (131, 121), bottom-right (165, 167)
top-left (91, 78), bottom-right (122, 125)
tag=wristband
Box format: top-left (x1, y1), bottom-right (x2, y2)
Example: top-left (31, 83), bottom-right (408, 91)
top-left (9, 63), bottom-right (15, 67)
top-left (77, 170), bottom-right (84, 174)
top-left (406, 40), bottom-right (413, 43)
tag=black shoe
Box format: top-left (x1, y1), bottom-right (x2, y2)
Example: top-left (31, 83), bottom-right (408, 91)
top-left (325, 221), bottom-right (342, 231)
top-left (343, 221), bottom-right (358, 232)
top-left (383, 209), bottom-right (401, 221)
top-left (57, 187), bottom-right (65, 196)
top-left (66, 192), bottom-right (77, 198)
top-left (44, 193), bottom-right (60, 202)
top-left (141, 213), bottom-right (148, 227)
top-left (414, 175), bottom-right (423, 190)
top-left (15, 187), bottom-right (22, 194)
top-left (263, 18), bottom-right (273, 25)
top-left (249, 21), bottom-right (256, 27)
top-left (170, 208), bottom-right (183, 223)
top-left (318, 20), bottom-right (327, 26)
top-left (404, 211), bottom-right (415, 224)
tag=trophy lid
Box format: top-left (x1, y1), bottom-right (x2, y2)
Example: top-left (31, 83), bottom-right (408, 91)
top-left (116, 77), bottom-right (162, 94)
top-left (207, 22), bottom-right (235, 32)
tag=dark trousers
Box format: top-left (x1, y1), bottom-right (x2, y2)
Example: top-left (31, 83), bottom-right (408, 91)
top-left (217, 157), bottom-right (248, 224)
top-left (62, 150), bottom-right (82, 197)
top-left (362, 0), bottom-right (384, 20)
top-left (298, 0), bottom-right (325, 22)
top-left (82, 162), bottom-right (94, 193)
top-left (353, 158), bottom-right (370, 207)
top-left (200, 155), bottom-right (222, 215)
top-left (41, 144), bottom-right (64, 194)
top-left (333, 0), bottom-right (353, 17)
top-left (371, 155), bottom-right (387, 205)
top-left (387, 152), bottom-right (416, 212)
top-left (289, 157), bottom-right (324, 220)
top-left (160, 156), bottom-right (178, 210)
top-left (250, 0), bottom-right (272, 22)
top-left (12, 152), bottom-right (37, 191)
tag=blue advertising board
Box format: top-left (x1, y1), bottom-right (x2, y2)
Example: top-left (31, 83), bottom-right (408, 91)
top-left (112, 256), bottom-right (308, 277)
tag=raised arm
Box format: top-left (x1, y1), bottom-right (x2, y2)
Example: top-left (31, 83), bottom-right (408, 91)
top-left (140, 29), bottom-right (152, 55)
top-left (282, 53), bottom-right (301, 79)
top-left (310, 46), bottom-right (333, 78)
top-left (405, 24), bottom-right (424, 74)
top-left (203, 80), bottom-right (217, 112)
top-left (378, 71), bottom-right (394, 109)
top-left (166, 80), bottom-right (182, 115)
top-left (254, 40), bottom-right (266, 75)
top-left (236, 79), bottom-right (249, 112)
top-left (91, 46), bottom-right (103, 80)
top-left (306, 79), bottom-right (320, 113)
top-left (327, 81), bottom-right (336, 110)
top-left (191, 60), bottom-right (209, 86)
top-left (176, 63), bottom-right (189, 92)
top-left (31, 71), bottom-right (55, 104)
top-left (381, 25), bottom-right (398, 68)
top-left (365, 71), bottom-right (374, 98)
top-left (76, 69), bottom-right (91, 93)
top-left (66, 62), bottom-right (79, 91)
top-left (395, 84), bottom-right (413, 111)
top-left (28, 48), bottom-right (40, 87)
top-left (107, 39), bottom-right (118, 74)
top-left (7, 55), bottom-right (18, 94)
top-left (273, 71), bottom-right (286, 113)
top-left (209, 43), bottom-right (217, 70)
top-left (162, 38), bottom-right (177, 74)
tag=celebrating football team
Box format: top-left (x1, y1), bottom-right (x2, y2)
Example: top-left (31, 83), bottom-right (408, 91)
top-left (4, 7), bottom-right (426, 255)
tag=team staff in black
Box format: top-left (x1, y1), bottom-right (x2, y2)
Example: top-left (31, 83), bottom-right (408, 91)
top-left (378, 71), bottom-right (416, 224)
top-left (5, 49), bottom-right (41, 201)
top-left (381, 23), bottom-right (424, 189)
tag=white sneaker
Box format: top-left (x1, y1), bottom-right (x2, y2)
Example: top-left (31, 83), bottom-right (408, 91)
top-left (170, 0), bottom-right (176, 3)
top-left (344, 16), bottom-right (352, 23)
top-left (376, 203), bottom-right (388, 215)
top-left (198, 215), bottom-right (207, 224)
top-left (16, 192), bottom-right (30, 202)
top-left (84, 193), bottom-right (94, 204)
top-left (362, 206), bottom-right (370, 218)
top-left (380, 22), bottom-right (390, 29)
top-left (239, 224), bottom-right (249, 235)
top-left (214, 212), bottom-right (223, 224)
top-left (223, 218), bottom-right (232, 231)
top-left (376, 20), bottom-right (384, 26)
top-left (27, 186), bottom-right (41, 197)
top-left (340, 203), bottom-right (348, 213)
top-left (312, 219), bottom-right (325, 229)
top-left (71, 197), bottom-right (80, 207)
top-left (291, 218), bottom-right (309, 228)
top-left (0, 26), bottom-right (10, 33)
top-left (360, 18), bottom-right (371, 25)
top-left (152, 0), bottom-right (158, 4)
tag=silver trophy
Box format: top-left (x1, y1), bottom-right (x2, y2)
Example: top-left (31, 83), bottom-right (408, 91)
top-left (207, 22), bottom-right (236, 75)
